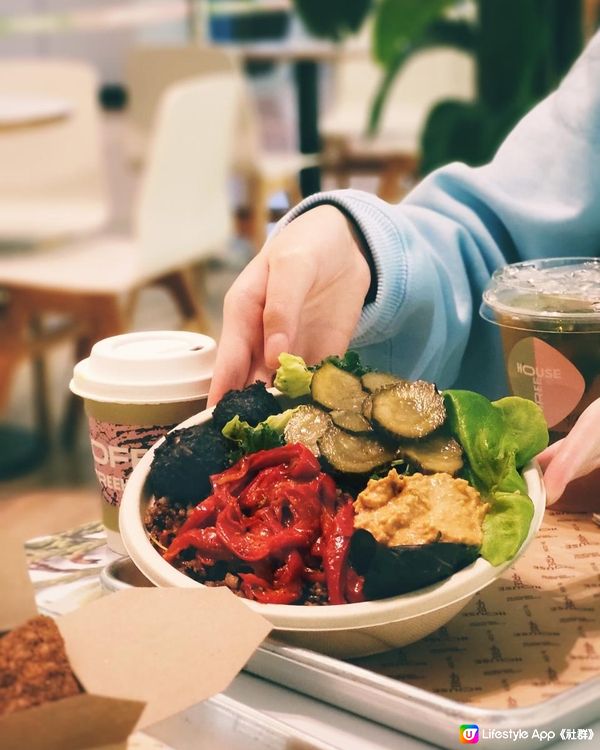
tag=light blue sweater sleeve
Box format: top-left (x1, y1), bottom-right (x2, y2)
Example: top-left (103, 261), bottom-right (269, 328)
top-left (283, 32), bottom-right (600, 399)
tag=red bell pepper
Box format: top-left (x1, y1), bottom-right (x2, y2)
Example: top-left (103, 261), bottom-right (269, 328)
top-left (165, 443), bottom-right (364, 605)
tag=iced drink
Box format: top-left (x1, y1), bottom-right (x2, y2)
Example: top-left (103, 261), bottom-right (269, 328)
top-left (70, 331), bottom-right (216, 553)
top-left (481, 257), bottom-right (600, 442)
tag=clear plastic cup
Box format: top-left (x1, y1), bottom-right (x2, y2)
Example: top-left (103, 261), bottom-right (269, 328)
top-left (481, 257), bottom-right (600, 441)
top-left (70, 331), bottom-right (216, 553)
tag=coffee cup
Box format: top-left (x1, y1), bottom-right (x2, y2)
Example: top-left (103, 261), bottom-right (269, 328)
top-left (481, 257), bottom-right (600, 441)
top-left (70, 331), bottom-right (216, 553)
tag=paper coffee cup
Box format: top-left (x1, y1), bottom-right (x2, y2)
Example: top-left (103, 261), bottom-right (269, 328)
top-left (481, 257), bottom-right (600, 440)
top-left (70, 331), bottom-right (216, 554)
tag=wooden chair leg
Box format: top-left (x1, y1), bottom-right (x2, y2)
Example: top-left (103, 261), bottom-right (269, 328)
top-left (0, 302), bottom-right (27, 413)
top-left (248, 173), bottom-right (270, 253)
top-left (60, 331), bottom-right (94, 448)
top-left (158, 268), bottom-right (210, 333)
top-left (30, 316), bottom-right (52, 445)
top-left (61, 294), bottom-right (127, 448)
top-left (286, 178), bottom-right (303, 209)
top-left (377, 160), bottom-right (404, 203)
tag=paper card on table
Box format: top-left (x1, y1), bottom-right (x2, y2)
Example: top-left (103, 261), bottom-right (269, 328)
top-left (0, 533), bottom-right (37, 631)
top-left (0, 694), bottom-right (144, 750)
top-left (58, 587), bottom-right (272, 729)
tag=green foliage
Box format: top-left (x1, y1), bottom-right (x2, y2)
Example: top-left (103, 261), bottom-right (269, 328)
top-left (294, 0), bottom-right (584, 173)
top-left (373, 0), bottom-right (456, 65)
top-left (380, 0), bottom-right (584, 171)
top-left (325, 350), bottom-right (372, 377)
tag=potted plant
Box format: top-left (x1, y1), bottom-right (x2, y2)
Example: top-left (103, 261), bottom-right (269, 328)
top-left (293, 0), bottom-right (584, 173)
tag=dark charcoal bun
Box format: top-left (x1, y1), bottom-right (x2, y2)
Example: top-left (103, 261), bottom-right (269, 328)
top-left (149, 422), bottom-right (230, 503)
top-left (212, 381), bottom-right (281, 433)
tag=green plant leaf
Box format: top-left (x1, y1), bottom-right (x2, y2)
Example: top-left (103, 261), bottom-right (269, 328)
top-left (368, 18), bottom-right (475, 134)
top-left (374, 0), bottom-right (457, 65)
top-left (293, 0), bottom-right (372, 41)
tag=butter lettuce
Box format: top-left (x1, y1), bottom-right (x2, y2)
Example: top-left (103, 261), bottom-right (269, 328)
top-left (444, 390), bottom-right (548, 566)
top-left (480, 492), bottom-right (535, 566)
top-left (274, 353), bottom-right (313, 398)
top-left (492, 396), bottom-right (549, 467)
top-left (274, 350), bottom-right (371, 399)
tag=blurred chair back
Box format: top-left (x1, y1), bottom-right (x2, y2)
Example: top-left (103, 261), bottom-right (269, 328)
top-left (0, 59), bottom-right (108, 241)
top-left (126, 45), bottom-right (244, 160)
top-left (134, 73), bottom-right (239, 280)
top-left (325, 47), bottom-right (475, 148)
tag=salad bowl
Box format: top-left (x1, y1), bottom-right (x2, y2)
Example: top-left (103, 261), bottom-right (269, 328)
top-left (120, 398), bottom-right (546, 658)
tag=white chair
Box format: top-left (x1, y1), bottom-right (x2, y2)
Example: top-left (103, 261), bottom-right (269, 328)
top-left (125, 44), bottom-right (314, 250)
top-left (322, 47), bottom-right (475, 200)
top-left (0, 74), bottom-right (239, 438)
top-left (0, 59), bottom-right (109, 243)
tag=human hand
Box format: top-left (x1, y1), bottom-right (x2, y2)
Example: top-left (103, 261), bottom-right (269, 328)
top-left (537, 398), bottom-right (600, 505)
top-left (208, 205), bottom-right (371, 405)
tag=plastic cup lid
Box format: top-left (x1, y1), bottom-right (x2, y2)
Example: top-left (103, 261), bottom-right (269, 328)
top-left (480, 257), bottom-right (600, 325)
top-left (70, 331), bottom-right (216, 404)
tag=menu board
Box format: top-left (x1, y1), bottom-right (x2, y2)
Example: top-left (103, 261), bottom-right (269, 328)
top-left (354, 511), bottom-right (600, 709)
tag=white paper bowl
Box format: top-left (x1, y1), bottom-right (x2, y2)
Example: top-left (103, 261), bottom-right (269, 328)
top-left (120, 402), bottom-right (546, 658)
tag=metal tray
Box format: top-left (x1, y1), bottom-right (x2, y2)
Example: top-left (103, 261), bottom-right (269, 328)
top-left (102, 558), bottom-right (599, 750)
top-left (246, 640), bottom-right (600, 750)
top-left (145, 693), bottom-right (339, 750)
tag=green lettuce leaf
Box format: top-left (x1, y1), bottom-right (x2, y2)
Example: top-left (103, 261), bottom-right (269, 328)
top-left (274, 353), bottom-right (313, 398)
top-left (480, 492), bottom-right (535, 566)
top-left (444, 390), bottom-right (547, 566)
top-left (222, 410), bottom-right (295, 456)
top-left (492, 396), bottom-right (549, 467)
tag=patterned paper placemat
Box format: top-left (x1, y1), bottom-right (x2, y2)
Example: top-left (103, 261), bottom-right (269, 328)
top-left (26, 512), bottom-right (600, 712)
top-left (354, 511), bottom-right (600, 709)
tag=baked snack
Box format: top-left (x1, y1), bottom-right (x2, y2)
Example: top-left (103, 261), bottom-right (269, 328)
top-left (0, 615), bottom-right (82, 716)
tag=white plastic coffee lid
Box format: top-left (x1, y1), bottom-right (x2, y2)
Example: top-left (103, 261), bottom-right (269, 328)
top-left (70, 331), bottom-right (216, 404)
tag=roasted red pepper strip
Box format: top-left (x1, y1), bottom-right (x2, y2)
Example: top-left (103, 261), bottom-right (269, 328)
top-left (164, 527), bottom-right (233, 563)
top-left (178, 495), bottom-right (218, 535)
top-left (165, 443), bottom-right (364, 605)
top-left (323, 498), bottom-right (358, 605)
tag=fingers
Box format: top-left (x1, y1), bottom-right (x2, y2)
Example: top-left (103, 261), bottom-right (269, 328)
top-left (208, 257), bottom-right (268, 406)
top-left (542, 399), bottom-right (600, 504)
top-left (262, 250), bottom-right (318, 369)
top-left (537, 439), bottom-right (564, 471)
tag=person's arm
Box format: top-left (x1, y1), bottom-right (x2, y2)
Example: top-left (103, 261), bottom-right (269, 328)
top-left (209, 32), bottom-right (600, 404)
top-left (281, 31), bottom-right (600, 397)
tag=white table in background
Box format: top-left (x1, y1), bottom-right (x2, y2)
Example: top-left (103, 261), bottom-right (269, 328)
top-left (0, 94), bottom-right (73, 130)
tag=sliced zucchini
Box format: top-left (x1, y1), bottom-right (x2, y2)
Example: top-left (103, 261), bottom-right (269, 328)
top-left (284, 405), bottom-right (332, 456)
top-left (361, 371), bottom-right (404, 393)
top-left (310, 361), bottom-right (366, 412)
top-left (330, 410), bottom-right (373, 434)
top-left (318, 426), bottom-right (395, 475)
top-left (362, 394), bottom-right (373, 421)
top-left (398, 434), bottom-right (463, 475)
top-left (371, 381), bottom-right (446, 439)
